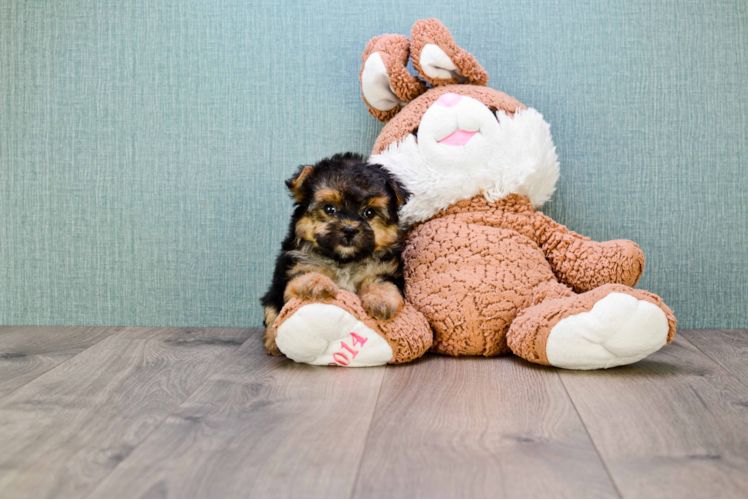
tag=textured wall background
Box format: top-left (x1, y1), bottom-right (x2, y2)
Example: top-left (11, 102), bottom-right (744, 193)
top-left (1, 0), bottom-right (746, 329)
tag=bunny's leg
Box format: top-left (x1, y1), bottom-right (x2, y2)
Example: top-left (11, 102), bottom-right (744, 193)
top-left (507, 284), bottom-right (676, 370)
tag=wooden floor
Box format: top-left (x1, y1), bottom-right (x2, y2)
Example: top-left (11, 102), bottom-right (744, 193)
top-left (0, 327), bottom-right (747, 498)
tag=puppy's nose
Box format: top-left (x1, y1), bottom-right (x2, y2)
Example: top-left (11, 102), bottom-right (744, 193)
top-left (342, 226), bottom-right (358, 240)
top-left (436, 92), bottom-right (461, 107)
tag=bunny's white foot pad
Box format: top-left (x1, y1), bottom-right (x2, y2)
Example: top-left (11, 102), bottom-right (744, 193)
top-left (546, 292), bottom-right (669, 370)
top-left (275, 304), bottom-right (393, 367)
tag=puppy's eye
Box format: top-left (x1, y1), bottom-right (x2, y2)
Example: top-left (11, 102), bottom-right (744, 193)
top-left (324, 204), bottom-right (337, 215)
top-left (363, 208), bottom-right (376, 220)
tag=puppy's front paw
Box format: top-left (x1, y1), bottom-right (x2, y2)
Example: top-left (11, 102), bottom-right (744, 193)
top-left (263, 306), bottom-right (284, 356)
top-left (285, 273), bottom-right (339, 302)
top-left (360, 282), bottom-right (404, 321)
top-left (264, 329), bottom-right (283, 357)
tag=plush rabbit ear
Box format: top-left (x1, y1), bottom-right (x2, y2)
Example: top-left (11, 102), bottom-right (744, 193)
top-left (360, 34), bottom-right (427, 123)
top-left (410, 18), bottom-right (489, 87)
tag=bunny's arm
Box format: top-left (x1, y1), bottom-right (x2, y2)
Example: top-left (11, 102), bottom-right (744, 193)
top-left (531, 211), bottom-right (645, 293)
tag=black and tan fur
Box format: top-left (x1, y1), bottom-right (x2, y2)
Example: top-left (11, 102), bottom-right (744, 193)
top-left (261, 152), bottom-right (410, 355)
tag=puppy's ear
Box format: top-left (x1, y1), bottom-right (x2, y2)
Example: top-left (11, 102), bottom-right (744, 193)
top-left (410, 19), bottom-right (488, 87)
top-left (285, 165), bottom-right (314, 203)
top-left (360, 34), bottom-right (427, 123)
top-left (386, 173), bottom-right (410, 207)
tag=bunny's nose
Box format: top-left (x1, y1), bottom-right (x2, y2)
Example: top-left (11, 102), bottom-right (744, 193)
top-left (436, 93), bottom-right (462, 107)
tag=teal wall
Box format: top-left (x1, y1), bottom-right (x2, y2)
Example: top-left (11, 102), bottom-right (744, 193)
top-left (1, 1), bottom-right (746, 329)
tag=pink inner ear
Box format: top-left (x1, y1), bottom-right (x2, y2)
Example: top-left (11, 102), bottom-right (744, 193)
top-left (436, 93), bottom-right (462, 107)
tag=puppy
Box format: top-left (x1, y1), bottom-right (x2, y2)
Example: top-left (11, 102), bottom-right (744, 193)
top-left (261, 152), bottom-right (410, 356)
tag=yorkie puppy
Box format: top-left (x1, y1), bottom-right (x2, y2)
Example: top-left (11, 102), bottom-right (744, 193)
top-left (261, 152), bottom-right (410, 356)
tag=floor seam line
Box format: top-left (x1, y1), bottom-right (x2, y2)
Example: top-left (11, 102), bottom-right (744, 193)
top-left (348, 366), bottom-right (388, 499)
top-left (0, 326), bottom-right (124, 403)
top-left (82, 329), bottom-right (256, 498)
top-left (679, 332), bottom-right (748, 391)
top-left (555, 368), bottom-right (624, 499)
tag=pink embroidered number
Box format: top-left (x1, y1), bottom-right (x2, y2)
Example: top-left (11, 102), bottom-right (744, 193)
top-left (340, 341), bottom-right (358, 357)
top-left (350, 332), bottom-right (368, 347)
top-left (332, 352), bottom-right (350, 365)
top-left (328, 332), bottom-right (369, 366)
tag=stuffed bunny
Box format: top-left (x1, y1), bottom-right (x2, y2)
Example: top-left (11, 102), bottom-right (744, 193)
top-left (271, 19), bottom-right (676, 369)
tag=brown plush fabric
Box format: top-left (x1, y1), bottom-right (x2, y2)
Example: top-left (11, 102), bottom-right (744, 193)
top-left (410, 18), bottom-right (489, 87)
top-left (360, 34), bottom-right (428, 123)
top-left (507, 284), bottom-right (677, 365)
top-left (402, 194), bottom-right (676, 358)
top-left (372, 85), bottom-right (525, 155)
top-left (532, 213), bottom-right (645, 293)
top-left (274, 290), bottom-right (433, 365)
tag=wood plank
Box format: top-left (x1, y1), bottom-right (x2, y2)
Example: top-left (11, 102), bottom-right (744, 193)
top-left (90, 333), bottom-right (386, 498)
top-left (0, 327), bottom-right (252, 498)
top-left (353, 355), bottom-right (618, 499)
top-left (680, 329), bottom-right (748, 386)
top-left (0, 326), bottom-right (121, 399)
top-left (558, 336), bottom-right (748, 498)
